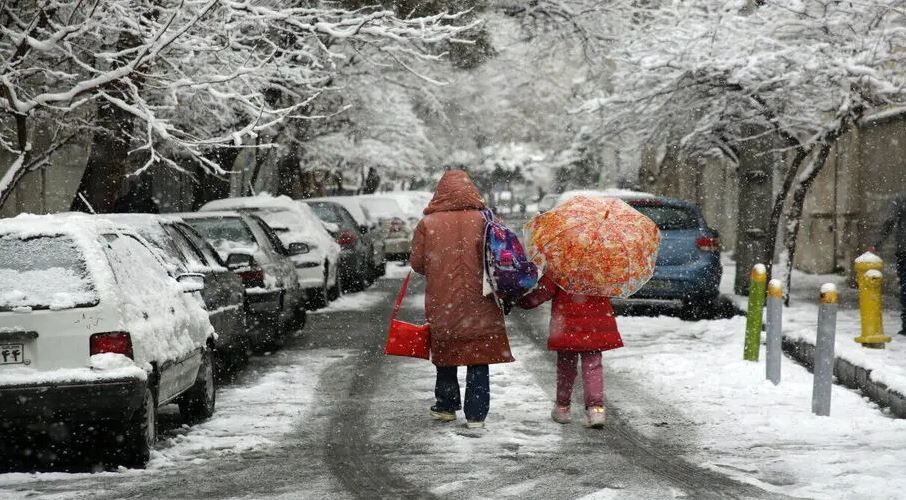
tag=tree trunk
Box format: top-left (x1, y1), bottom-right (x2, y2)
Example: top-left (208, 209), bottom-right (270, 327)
top-left (763, 147), bottom-right (809, 281)
top-left (192, 148), bottom-right (241, 209)
top-left (70, 82), bottom-right (137, 213)
top-left (782, 122), bottom-right (849, 305)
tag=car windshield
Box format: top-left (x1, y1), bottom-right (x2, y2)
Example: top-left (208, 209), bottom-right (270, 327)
top-left (0, 235), bottom-right (98, 311)
top-left (631, 204), bottom-right (699, 231)
top-left (307, 202), bottom-right (342, 224)
top-left (358, 198), bottom-right (403, 219)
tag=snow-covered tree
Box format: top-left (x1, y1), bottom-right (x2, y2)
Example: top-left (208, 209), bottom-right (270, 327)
top-left (0, 1), bottom-right (473, 211)
top-left (576, 0), bottom-right (906, 296)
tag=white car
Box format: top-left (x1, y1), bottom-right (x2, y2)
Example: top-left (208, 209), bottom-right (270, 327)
top-left (0, 214), bottom-right (216, 467)
top-left (355, 196), bottom-right (413, 260)
top-left (201, 195), bottom-right (341, 309)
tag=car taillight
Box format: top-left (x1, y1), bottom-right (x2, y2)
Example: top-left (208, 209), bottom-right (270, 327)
top-left (390, 218), bottom-right (405, 232)
top-left (90, 332), bottom-right (134, 359)
top-left (337, 229), bottom-right (358, 248)
top-left (696, 236), bottom-right (720, 252)
top-left (238, 268), bottom-right (265, 288)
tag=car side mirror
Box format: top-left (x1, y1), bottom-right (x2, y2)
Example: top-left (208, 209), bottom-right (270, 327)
top-left (226, 253), bottom-right (254, 270)
top-left (176, 273), bottom-right (205, 293)
top-left (287, 242), bottom-right (310, 256)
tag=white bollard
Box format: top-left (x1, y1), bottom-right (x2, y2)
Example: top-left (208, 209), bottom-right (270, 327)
top-left (812, 283), bottom-right (838, 417)
top-left (766, 279), bottom-right (784, 385)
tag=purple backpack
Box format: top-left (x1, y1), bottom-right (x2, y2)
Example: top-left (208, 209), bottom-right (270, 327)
top-left (481, 209), bottom-right (539, 308)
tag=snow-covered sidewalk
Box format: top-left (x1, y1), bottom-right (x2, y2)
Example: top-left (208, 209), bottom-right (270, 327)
top-left (723, 258), bottom-right (906, 417)
top-left (610, 313), bottom-right (906, 499)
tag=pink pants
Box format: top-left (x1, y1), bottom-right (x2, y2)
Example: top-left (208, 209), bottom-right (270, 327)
top-left (556, 351), bottom-right (604, 408)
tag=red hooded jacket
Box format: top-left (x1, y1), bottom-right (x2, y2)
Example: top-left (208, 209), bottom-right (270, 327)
top-left (518, 275), bottom-right (624, 352)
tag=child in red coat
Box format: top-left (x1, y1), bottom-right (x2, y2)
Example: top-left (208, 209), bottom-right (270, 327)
top-left (518, 274), bottom-right (624, 428)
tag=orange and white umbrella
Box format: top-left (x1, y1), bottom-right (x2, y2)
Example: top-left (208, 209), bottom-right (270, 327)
top-left (525, 195), bottom-right (660, 297)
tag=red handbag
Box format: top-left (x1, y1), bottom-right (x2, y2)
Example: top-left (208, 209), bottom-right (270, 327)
top-left (384, 271), bottom-right (430, 359)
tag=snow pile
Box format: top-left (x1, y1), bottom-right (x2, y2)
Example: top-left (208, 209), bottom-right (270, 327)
top-left (608, 313), bottom-right (906, 498)
top-left (0, 364), bottom-right (147, 387)
top-left (855, 251), bottom-right (883, 264)
top-left (90, 353), bottom-right (135, 370)
top-left (383, 263), bottom-right (412, 280)
top-left (0, 267), bottom-right (96, 311)
top-left (311, 290), bottom-right (387, 314)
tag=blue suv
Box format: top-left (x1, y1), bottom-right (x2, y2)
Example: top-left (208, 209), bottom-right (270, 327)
top-left (555, 191), bottom-right (723, 318)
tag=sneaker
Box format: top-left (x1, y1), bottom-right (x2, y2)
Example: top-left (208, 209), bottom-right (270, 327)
top-left (585, 406), bottom-right (606, 429)
top-left (430, 405), bottom-right (456, 422)
top-left (551, 405), bottom-right (571, 424)
top-left (465, 421), bottom-right (485, 429)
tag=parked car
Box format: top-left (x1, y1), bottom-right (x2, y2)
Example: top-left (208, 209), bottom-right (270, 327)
top-left (304, 198), bottom-right (382, 290)
top-left (307, 196), bottom-right (387, 279)
top-left (557, 190), bottom-right (723, 317)
top-left (101, 214), bottom-right (250, 373)
top-left (355, 196), bottom-right (412, 261)
top-left (200, 195), bottom-right (341, 309)
top-left (181, 211), bottom-right (306, 347)
top-left (368, 191), bottom-right (431, 227)
top-left (0, 214), bottom-right (216, 466)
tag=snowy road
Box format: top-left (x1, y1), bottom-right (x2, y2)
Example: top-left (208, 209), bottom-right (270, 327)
top-left (0, 270), bottom-right (777, 499)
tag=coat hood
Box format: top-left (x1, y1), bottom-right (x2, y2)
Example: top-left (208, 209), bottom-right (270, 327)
top-left (424, 170), bottom-right (485, 215)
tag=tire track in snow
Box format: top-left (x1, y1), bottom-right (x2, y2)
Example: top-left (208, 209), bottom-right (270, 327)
top-left (506, 307), bottom-right (783, 499)
top-left (320, 278), bottom-right (437, 500)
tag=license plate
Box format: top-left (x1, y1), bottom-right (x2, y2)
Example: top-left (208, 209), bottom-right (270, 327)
top-left (0, 344), bottom-right (25, 365)
top-left (645, 280), bottom-right (672, 291)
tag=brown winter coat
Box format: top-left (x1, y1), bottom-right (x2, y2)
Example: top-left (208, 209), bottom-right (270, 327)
top-left (410, 171), bottom-right (514, 367)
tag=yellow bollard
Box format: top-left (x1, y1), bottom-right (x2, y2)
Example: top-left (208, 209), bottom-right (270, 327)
top-left (854, 252), bottom-right (891, 348)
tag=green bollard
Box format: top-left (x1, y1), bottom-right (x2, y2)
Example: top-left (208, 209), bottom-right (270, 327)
top-left (744, 264), bottom-right (768, 361)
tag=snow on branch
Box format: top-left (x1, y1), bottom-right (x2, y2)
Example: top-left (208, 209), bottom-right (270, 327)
top-left (576, 0), bottom-right (906, 161)
top-left (0, 0), bottom-right (471, 202)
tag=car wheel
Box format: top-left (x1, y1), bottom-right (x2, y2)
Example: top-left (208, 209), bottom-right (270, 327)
top-left (679, 295), bottom-right (719, 321)
top-left (308, 265), bottom-right (330, 310)
top-left (178, 348), bottom-right (216, 424)
top-left (329, 271), bottom-right (342, 301)
top-left (119, 385), bottom-right (157, 468)
top-left (372, 260), bottom-right (387, 280)
top-left (252, 314), bottom-right (286, 352)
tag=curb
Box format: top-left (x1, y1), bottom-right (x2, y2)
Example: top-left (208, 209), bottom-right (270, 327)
top-left (782, 337), bottom-right (906, 418)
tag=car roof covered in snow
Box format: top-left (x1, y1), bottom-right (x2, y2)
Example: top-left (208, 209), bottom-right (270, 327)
top-left (305, 196), bottom-right (370, 226)
top-left (0, 212), bottom-right (136, 238)
top-left (557, 189), bottom-right (700, 208)
top-left (199, 195), bottom-right (337, 251)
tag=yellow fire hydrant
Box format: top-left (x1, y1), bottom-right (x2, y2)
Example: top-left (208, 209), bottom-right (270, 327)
top-left (854, 252), bottom-right (891, 348)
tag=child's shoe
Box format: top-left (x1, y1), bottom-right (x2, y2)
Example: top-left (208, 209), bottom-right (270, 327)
top-left (551, 405), bottom-right (571, 424)
top-left (585, 406), bottom-right (606, 428)
top-left (430, 405), bottom-right (456, 422)
top-left (465, 420), bottom-right (485, 429)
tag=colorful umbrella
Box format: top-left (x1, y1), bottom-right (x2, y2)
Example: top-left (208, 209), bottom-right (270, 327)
top-left (524, 195), bottom-right (661, 297)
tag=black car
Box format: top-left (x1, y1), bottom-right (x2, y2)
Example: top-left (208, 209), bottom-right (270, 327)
top-left (304, 200), bottom-right (376, 291)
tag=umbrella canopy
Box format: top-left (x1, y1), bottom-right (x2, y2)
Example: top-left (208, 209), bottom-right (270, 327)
top-left (525, 195), bottom-right (661, 297)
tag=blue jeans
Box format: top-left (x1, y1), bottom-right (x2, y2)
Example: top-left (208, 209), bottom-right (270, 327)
top-left (435, 365), bottom-right (489, 422)
top-left (897, 253), bottom-right (906, 332)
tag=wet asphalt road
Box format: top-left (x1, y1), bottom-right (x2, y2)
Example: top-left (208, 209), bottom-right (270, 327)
top-left (0, 274), bottom-right (780, 499)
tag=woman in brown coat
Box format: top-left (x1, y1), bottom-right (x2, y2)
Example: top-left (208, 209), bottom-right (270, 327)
top-left (410, 169), bottom-right (514, 428)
